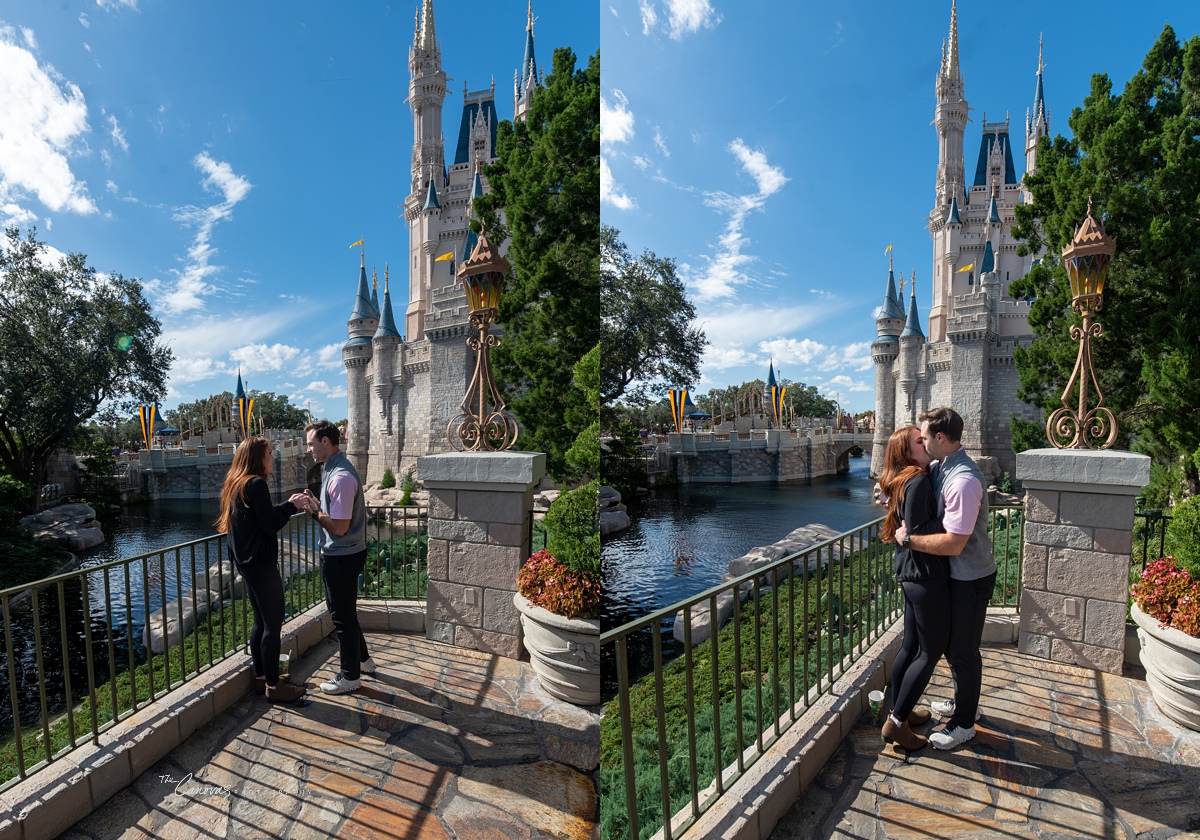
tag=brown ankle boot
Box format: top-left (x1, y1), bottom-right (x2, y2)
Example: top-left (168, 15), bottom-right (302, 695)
top-left (265, 682), bottom-right (306, 703)
top-left (907, 708), bottom-right (932, 727)
top-left (881, 716), bottom-right (927, 752)
top-left (254, 674), bottom-right (290, 695)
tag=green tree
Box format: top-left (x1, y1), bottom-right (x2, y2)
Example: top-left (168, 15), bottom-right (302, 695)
top-left (1011, 26), bottom-right (1200, 496)
top-left (565, 343), bottom-right (600, 479)
top-left (0, 228), bottom-right (171, 511)
top-left (600, 225), bottom-right (707, 406)
top-left (474, 47), bottom-right (600, 479)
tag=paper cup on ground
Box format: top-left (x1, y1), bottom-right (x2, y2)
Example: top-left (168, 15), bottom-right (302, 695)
top-left (868, 690), bottom-right (885, 725)
top-left (278, 653), bottom-right (290, 678)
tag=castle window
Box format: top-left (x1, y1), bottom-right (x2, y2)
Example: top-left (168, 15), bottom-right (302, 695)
top-left (968, 271), bottom-right (974, 286)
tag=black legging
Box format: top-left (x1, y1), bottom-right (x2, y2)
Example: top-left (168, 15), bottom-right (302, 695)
top-left (238, 560), bottom-right (286, 686)
top-left (890, 577), bottom-right (952, 721)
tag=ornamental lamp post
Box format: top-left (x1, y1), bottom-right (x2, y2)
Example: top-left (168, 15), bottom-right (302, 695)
top-left (1046, 199), bottom-right (1119, 449)
top-left (446, 229), bottom-right (519, 452)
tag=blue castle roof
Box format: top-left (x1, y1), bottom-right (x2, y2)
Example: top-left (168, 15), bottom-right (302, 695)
top-left (974, 129), bottom-right (1018, 186)
top-left (454, 99), bottom-right (499, 165)
top-left (947, 195), bottom-right (962, 224)
top-left (880, 268), bottom-right (904, 320)
top-left (900, 290), bottom-right (925, 339)
top-left (374, 287), bottom-right (400, 339)
top-left (349, 261), bottom-right (377, 321)
top-left (422, 177), bottom-right (441, 211)
top-left (981, 239), bottom-right (995, 274)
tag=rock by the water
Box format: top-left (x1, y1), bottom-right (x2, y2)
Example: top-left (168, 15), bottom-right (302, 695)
top-left (673, 523), bottom-right (846, 647)
top-left (19, 503), bottom-right (105, 551)
top-left (599, 485), bottom-right (630, 537)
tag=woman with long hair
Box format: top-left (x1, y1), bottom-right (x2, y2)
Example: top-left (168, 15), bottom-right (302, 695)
top-left (215, 437), bottom-right (311, 703)
top-left (878, 425), bottom-right (950, 752)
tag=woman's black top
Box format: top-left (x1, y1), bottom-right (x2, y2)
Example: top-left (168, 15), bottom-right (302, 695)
top-left (893, 473), bottom-right (950, 582)
top-left (227, 476), bottom-right (296, 567)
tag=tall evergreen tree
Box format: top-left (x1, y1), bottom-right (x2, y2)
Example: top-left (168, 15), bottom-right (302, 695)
top-left (1011, 26), bottom-right (1200, 498)
top-left (475, 48), bottom-right (599, 479)
top-left (0, 228), bottom-right (172, 510)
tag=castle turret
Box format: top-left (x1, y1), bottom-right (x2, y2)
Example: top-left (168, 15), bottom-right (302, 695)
top-left (934, 1), bottom-right (968, 210)
top-left (405, 0), bottom-right (447, 343)
top-left (344, 250), bottom-right (379, 475)
top-left (897, 275), bottom-right (926, 426)
top-left (372, 265), bottom-right (403, 441)
top-left (1025, 36), bottom-right (1049, 178)
top-left (870, 258), bottom-right (905, 477)
top-left (514, 1), bottom-right (541, 122)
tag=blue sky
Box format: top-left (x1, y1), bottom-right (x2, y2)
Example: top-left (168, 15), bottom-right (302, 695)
top-left (601, 0), bottom-right (1199, 414)
top-left (0, 0), bottom-right (597, 421)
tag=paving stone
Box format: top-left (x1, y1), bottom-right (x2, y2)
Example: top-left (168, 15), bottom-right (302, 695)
top-left (457, 762), bottom-right (597, 840)
top-left (442, 793), bottom-right (534, 840)
top-left (380, 754), bottom-right (451, 810)
top-left (342, 794), bottom-right (453, 840)
top-left (1028, 772), bottom-right (1113, 838)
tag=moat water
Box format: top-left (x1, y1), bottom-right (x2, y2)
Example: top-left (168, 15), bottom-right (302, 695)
top-left (600, 457), bottom-right (882, 692)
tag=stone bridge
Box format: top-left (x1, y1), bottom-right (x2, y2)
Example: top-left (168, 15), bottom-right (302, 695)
top-left (662, 429), bottom-right (873, 484)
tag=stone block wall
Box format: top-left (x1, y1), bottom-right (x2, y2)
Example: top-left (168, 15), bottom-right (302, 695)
top-left (419, 451), bottom-right (545, 660)
top-left (1017, 448), bottom-right (1150, 674)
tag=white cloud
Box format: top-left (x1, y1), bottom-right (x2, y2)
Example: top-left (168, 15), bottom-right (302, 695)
top-left (664, 0), bottom-right (722, 39)
top-left (638, 0), bottom-right (658, 35)
top-left (229, 343), bottom-right (301, 373)
top-left (610, 5), bottom-right (619, 17)
top-left (0, 25), bottom-right (96, 219)
top-left (79, 14), bottom-right (90, 28)
top-left (20, 27), bottom-right (36, 50)
top-left (156, 152), bottom-right (253, 314)
top-left (315, 343), bottom-right (344, 371)
top-left (824, 375), bottom-right (871, 394)
top-left (728, 138), bottom-right (788, 196)
top-left (683, 140), bottom-right (790, 301)
top-left (632, 155), bottom-right (652, 170)
top-left (601, 90), bottom-right (634, 146)
top-left (106, 114), bottom-right (128, 151)
top-left (758, 337), bottom-right (828, 366)
top-left (601, 157), bottom-right (636, 211)
top-left (824, 21), bottom-right (845, 55)
top-left (704, 345), bottom-right (759, 371)
top-left (0, 201), bottom-right (37, 228)
top-left (831, 341), bottom-right (874, 373)
top-left (654, 128), bottom-right (669, 157)
top-left (96, 0), bottom-right (139, 11)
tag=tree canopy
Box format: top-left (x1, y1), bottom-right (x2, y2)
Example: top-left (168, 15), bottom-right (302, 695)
top-left (600, 225), bottom-right (707, 406)
top-left (1011, 25), bottom-right (1200, 500)
top-left (0, 227), bottom-right (172, 509)
top-left (475, 47), bottom-right (600, 480)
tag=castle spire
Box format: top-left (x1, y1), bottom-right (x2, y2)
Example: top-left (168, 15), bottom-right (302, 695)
top-left (901, 273), bottom-right (925, 339)
top-left (942, 0), bottom-right (962, 84)
top-left (417, 0), bottom-right (437, 52)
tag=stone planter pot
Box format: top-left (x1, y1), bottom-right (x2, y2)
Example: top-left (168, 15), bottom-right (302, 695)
top-left (1132, 601), bottom-right (1200, 731)
top-left (514, 593), bottom-right (600, 706)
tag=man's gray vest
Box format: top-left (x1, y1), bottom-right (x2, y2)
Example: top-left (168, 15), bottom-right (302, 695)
top-left (319, 450), bottom-right (367, 556)
top-left (933, 448), bottom-right (995, 581)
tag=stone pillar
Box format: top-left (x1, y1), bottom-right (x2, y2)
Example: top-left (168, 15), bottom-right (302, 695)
top-left (1017, 448), bottom-right (1150, 674)
top-left (418, 451), bottom-right (545, 659)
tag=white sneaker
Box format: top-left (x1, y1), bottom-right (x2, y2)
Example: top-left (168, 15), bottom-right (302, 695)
top-left (359, 657), bottom-right (377, 675)
top-left (930, 724), bottom-right (976, 750)
top-left (931, 699), bottom-right (982, 721)
top-left (319, 674), bottom-right (362, 695)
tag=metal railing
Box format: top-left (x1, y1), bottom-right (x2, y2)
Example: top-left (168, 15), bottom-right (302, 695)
top-left (0, 503), bottom-right (425, 792)
top-left (600, 507), bottom-right (1027, 840)
top-left (1133, 510), bottom-right (1172, 576)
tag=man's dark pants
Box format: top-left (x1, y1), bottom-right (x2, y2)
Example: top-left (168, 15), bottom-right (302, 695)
top-left (322, 549), bottom-right (370, 680)
top-left (947, 571), bottom-right (997, 730)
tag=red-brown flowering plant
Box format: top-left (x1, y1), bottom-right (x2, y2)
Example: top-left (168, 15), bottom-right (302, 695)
top-left (516, 549), bottom-right (601, 620)
top-left (1133, 557), bottom-right (1200, 638)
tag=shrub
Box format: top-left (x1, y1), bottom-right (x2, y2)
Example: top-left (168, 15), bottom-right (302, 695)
top-left (380, 468), bottom-right (396, 489)
top-left (544, 479), bottom-right (599, 574)
top-left (1132, 556), bottom-right (1200, 637)
top-left (998, 471), bottom-right (1014, 494)
top-left (399, 471), bottom-right (414, 506)
top-left (516, 549), bottom-right (600, 619)
top-left (1168, 496), bottom-right (1200, 578)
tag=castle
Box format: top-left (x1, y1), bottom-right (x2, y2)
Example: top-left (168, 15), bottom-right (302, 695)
top-left (871, 2), bottom-right (1047, 478)
top-left (342, 0), bottom-right (542, 483)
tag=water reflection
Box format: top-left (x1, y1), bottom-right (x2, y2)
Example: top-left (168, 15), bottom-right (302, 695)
top-left (601, 458), bottom-right (880, 690)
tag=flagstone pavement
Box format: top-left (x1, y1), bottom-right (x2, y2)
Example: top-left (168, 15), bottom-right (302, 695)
top-left (61, 632), bottom-right (600, 840)
top-left (771, 645), bottom-right (1200, 840)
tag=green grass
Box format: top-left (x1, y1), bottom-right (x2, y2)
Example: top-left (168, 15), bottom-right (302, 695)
top-left (0, 567), bottom-right (324, 787)
top-left (601, 510), bottom-right (1026, 840)
top-left (600, 540), bottom-right (899, 840)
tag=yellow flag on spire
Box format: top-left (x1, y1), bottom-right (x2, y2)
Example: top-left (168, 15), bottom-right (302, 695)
top-left (956, 263), bottom-right (974, 273)
top-left (433, 252), bottom-right (454, 262)
top-left (349, 238), bottom-right (364, 249)
top-left (884, 243), bottom-right (893, 255)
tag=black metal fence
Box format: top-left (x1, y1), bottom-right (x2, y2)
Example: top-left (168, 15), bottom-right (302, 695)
top-left (0, 504), bottom-right (425, 792)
